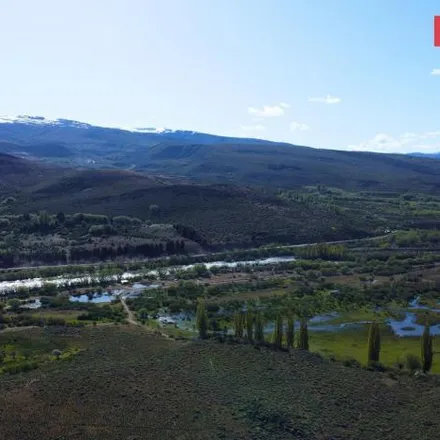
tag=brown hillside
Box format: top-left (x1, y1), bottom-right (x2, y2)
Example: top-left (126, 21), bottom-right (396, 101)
top-left (0, 326), bottom-right (438, 440)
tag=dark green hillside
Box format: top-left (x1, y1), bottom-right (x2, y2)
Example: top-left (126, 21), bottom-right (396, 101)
top-left (0, 154), bottom-right (375, 249)
top-left (16, 181), bottom-right (372, 248)
top-left (31, 169), bottom-right (174, 196)
top-left (137, 143), bottom-right (440, 192)
top-left (0, 141), bottom-right (73, 158)
top-left (0, 153), bottom-right (64, 192)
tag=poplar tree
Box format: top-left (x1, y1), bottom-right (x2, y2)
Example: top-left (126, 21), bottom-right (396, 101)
top-left (298, 319), bottom-right (309, 351)
top-left (367, 322), bottom-right (381, 364)
top-left (286, 314), bottom-right (295, 350)
top-left (273, 314), bottom-right (283, 349)
top-left (254, 311), bottom-right (265, 344)
top-left (421, 324), bottom-right (433, 373)
top-left (246, 311), bottom-right (254, 343)
top-left (196, 298), bottom-right (208, 339)
top-left (234, 312), bottom-right (244, 338)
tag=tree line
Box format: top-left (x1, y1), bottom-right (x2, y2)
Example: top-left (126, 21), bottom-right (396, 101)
top-left (0, 240), bottom-right (186, 268)
top-left (195, 300), bottom-right (310, 351)
top-left (196, 300), bottom-right (435, 374)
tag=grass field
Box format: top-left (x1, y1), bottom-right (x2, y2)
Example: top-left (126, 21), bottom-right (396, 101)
top-left (321, 308), bottom-right (405, 325)
top-left (310, 326), bottom-right (440, 373)
top-left (0, 328), bottom-right (83, 375)
top-left (26, 310), bottom-right (82, 323)
top-left (0, 326), bottom-right (439, 439)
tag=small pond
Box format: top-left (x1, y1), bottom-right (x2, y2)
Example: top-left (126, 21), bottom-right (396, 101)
top-left (69, 292), bottom-right (117, 303)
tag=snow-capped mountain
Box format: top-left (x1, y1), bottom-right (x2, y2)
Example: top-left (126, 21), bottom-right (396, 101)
top-left (1, 115), bottom-right (440, 195)
top-left (0, 115), bottom-right (269, 146)
top-left (0, 115), bottom-right (203, 137)
top-left (0, 115), bottom-right (271, 164)
top-left (0, 115), bottom-right (93, 129)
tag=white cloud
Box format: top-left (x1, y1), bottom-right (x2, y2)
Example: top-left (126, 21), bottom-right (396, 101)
top-left (401, 132), bottom-right (417, 139)
top-left (290, 121), bottom-right (310, 131)
top-left (241, 124), bottom-right (266, 132)
top-left (247, 103), bottom-right (287, 117)
top-left (425, 131), bottom-right (440, 138)
top-left (348, 131), bottom-right (440, 153)
top-left (348, 133), bottom-right (402, 153)
top-left (308, 95), bottom-right (341, 104)
top-left (430, 68), bottom-right (440, 75)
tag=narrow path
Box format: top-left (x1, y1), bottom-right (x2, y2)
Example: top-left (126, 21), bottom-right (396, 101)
top-left (120, 296), bottom-right (140, 326)
top-left (120, 296), bottom-right (171, 339)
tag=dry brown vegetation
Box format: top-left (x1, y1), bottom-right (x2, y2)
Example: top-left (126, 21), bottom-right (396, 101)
top-left (0, 326), bottom-right (439, 439)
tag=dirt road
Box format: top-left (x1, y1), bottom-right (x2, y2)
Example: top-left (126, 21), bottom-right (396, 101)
top-left (120, 296), bottom-right (139, 326)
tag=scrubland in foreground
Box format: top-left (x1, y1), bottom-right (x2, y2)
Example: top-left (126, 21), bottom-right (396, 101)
top-left (0, 326), bottom-right (439, 440)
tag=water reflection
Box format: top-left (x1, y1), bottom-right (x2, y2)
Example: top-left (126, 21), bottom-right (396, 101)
top-left (157, 297), bottom-right (440, 338)
top-left (69, 292), bottom-right (117, 303)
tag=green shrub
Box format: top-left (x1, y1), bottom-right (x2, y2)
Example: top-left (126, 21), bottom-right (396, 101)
top-left (343, 358), bottom-right (361, 368)
top-left (2, 361), bottom-right (39, 375)
top-left (405, 354), bottom-right (421, 373)
top-left (88, 225), bottom-right (117, 236)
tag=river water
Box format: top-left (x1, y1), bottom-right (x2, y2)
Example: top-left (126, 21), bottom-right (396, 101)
top-left (0, 256), bottom-right (296, 294)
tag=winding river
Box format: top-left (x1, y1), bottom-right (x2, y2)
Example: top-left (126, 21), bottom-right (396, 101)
top-left (0, 256), bottom-right (296, 294)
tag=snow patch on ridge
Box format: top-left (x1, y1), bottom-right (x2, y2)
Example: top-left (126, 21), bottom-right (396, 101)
top-left (0, 115), bottom-right (92, 129)
top-left (0, 115), bottom-right (177, 134)
top-left (0, 115), bottom-right (206, 139)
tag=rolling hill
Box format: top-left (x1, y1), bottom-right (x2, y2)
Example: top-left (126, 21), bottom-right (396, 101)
top-left (137, 143), bottom-right (440, 192)
top-left (0, 154), bottom-right (374, 248)
top-left (0, 153), bottom-right (65, 192)
top-left (1, 116), bottom-right (440, 193)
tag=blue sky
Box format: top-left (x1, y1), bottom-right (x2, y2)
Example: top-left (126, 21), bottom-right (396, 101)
top-left (1, 0), bottom-right (440, 153)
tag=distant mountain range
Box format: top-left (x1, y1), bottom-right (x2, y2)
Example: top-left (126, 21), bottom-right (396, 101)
top-left (408, 152), bottom-right (440, 159)
top-left (0, 114), bottom-right (273, 149)
top-left (1, 115), bottom-right (440, 193)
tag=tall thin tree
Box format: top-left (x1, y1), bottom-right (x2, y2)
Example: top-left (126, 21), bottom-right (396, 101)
top-left (196, 298), bottom-right (208, 339)
top-left (367, 322), bottom-right (381, 364)
top-left (298, 319), bottom-right (309, 351)
top-left (234, 312), bottom-right (244, 338)
top-left (254, 311), bottom-right (265, 344)
top-left (273, 314), bottom-right (283, 348)
top-left (286, 314), bottom-right (295, 351)
top-left (246, 311), bottom-right (254, 343)
top-left (421, 324), bottom-right (433, 373)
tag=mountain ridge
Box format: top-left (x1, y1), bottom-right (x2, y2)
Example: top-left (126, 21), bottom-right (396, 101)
top-left (408, 152), bottom-right (440, 159)
top-left (1, 115), bottom-right (440, 193)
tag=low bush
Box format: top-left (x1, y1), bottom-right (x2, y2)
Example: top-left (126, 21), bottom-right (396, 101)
top-left (405, 354), bottom-right (422, 373)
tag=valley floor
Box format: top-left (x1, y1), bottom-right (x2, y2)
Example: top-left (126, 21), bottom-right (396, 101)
top-left (0, 326), bottom-right (439, 440)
